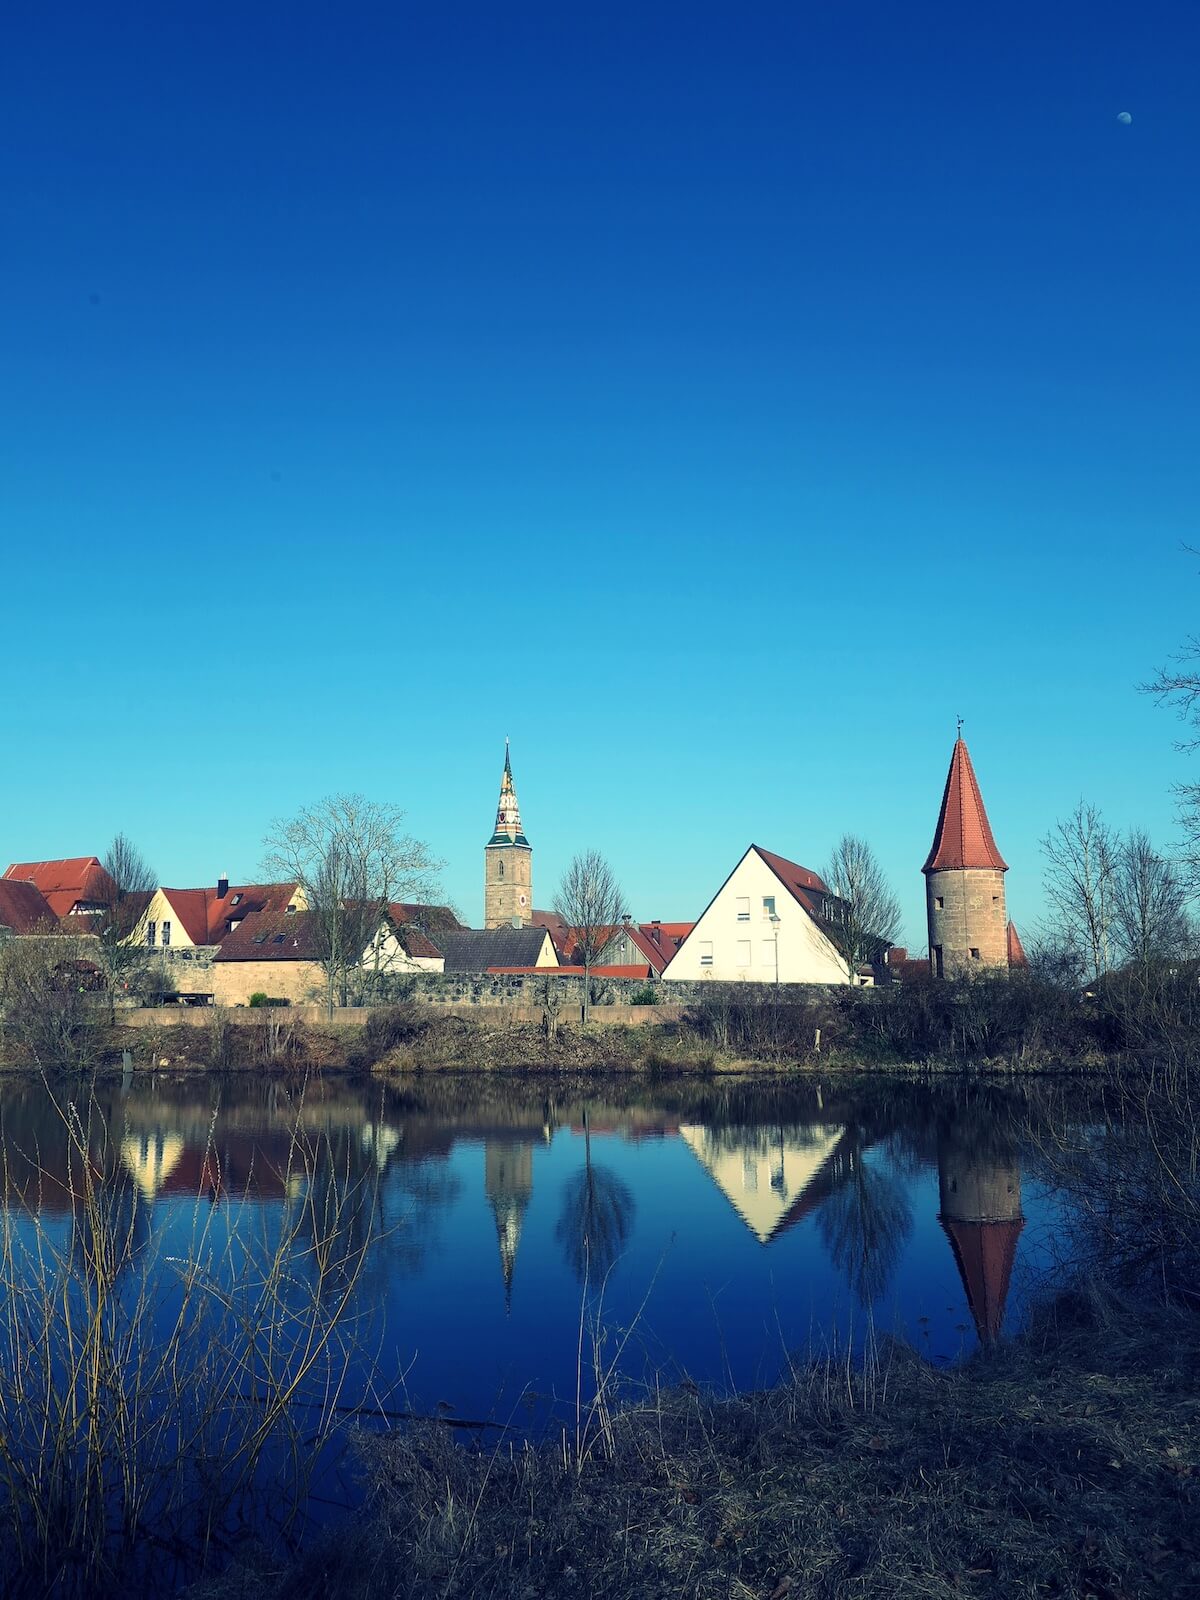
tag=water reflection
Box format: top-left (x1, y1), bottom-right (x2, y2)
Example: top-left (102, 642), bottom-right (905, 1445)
top-left (937, 1115), bottom-right (1025, 1345)
top-left (0, 1074), bottom-right (1068, 1428)
top-left (555, 1107), bottom-right (635, 1284)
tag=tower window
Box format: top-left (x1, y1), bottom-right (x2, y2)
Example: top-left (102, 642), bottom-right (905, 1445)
top-left (992, 895), bottom-right (1000, 905)
top-left (933, 946), bottom-right (944, 977)
top-left (935, 896), bottom-right (944, 910)
top-left (498, 860), bottom-right (504, 878)
top-left (970, 947), bottom-right (981, 960)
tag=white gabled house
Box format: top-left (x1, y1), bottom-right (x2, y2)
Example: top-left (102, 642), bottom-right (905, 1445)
top-left (660, 845), bottom-right (851, 986)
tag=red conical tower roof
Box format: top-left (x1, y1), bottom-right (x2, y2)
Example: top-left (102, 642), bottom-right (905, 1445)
top-left (1006, 921), bottom-right (1027, 967)
top-left (942, 1217), bottom-right (1024, 1345)
top-left (923, 738), bottom-right (1008, 874)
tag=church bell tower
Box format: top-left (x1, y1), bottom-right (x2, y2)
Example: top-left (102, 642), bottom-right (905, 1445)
top-left (484, 740), bottom-right (533, 928)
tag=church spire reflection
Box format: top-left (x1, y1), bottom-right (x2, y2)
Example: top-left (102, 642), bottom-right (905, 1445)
top-left (484, 1140), bottom-right (533, 1312)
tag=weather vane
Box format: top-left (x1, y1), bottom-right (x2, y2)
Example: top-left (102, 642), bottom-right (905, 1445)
top-left (956, 714), bottom-right (963, 738)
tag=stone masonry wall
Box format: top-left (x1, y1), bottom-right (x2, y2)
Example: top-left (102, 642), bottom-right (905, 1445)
top-left (925, 867), bottom-right (1007, 975)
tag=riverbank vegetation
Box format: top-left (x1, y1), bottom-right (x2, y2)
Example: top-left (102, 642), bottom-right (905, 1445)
top-left (0, 1097), bottom-right (375, 1600)
top-left (196, 1295), bottom-right (1200, 1600)
top-left (190, 1058), bottom-right (1200, 1600)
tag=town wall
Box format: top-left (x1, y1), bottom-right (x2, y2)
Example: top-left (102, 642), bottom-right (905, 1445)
top-left (209, 959), bottom-right (327, 1008)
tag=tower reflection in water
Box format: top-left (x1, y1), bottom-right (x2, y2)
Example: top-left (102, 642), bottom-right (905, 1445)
top-left (937, 1118), bottom-right (1024, 1345)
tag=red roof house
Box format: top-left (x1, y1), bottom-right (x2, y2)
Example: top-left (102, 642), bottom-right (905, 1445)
top-left (0, 879), bottom-right (59, 935)
top-left (4, 857), bottom-right (112, 918)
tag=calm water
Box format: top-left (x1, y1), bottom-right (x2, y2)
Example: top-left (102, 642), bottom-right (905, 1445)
top-left (0, 1071), bottom-right (1083, 1441)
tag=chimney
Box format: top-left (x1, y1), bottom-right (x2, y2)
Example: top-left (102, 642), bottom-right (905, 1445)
top-left (217, 874), bottom-right (229, 899)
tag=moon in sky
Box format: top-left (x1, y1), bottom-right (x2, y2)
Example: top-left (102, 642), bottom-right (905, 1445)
top-left (1117, 111), bottom-right (1132, 125)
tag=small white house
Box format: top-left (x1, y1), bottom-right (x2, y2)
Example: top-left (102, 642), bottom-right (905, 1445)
top-left (660, 845), bottom-right (851, 986)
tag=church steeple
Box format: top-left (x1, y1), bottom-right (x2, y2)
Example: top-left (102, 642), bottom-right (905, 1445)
top-left (484, 741), bottom-right (533, 927)
top-left (489, 738), bottom-right (529, 847)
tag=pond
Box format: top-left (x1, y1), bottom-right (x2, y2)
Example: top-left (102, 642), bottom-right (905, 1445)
top-left (0, 1069), bottom-right (1094, 1590)
top-left (0, 1073), bottom-right (1079, 1405)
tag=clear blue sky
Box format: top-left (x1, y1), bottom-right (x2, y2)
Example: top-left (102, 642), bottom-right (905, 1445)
top-left (3, 1), bottom-right (1197, 945)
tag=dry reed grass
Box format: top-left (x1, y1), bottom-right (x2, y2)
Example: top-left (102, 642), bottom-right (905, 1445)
top-left (0, 1085), bottom-right (377, 1599)
top-left (192, 1292), bottom-right (1200, 1600)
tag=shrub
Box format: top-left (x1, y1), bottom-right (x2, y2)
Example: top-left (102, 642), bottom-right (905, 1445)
top-left (355, 1003), bottom-right (425, 1066)
top-left (628, 983), bottom-right (659, 1006)
top-left (248, 992), bottom-right (269, 1008)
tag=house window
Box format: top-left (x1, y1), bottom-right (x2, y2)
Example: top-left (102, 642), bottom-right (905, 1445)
top-left (286, 903), bottom-right (296, 915)
top-left (762, 896), bottom-right (776, 920)
top-left (146, 921), bottom-right (156, 947)
top-left (970, 947), bottom-right (981, 960)
top-left (735, 896), bottom-right (750, 922)
top-left (230, 894), bottom-right (242, 906)
top-left (935, 896), bottom-right (944, 910)
top-left (699, 941), bottom-right (714, 967)
top-left (736, 940), bottom-right (751, 967)
top-left (161, 921), bottom-right (171, 947)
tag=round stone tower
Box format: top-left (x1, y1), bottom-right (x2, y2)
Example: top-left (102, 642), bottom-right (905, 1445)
top-left (937, 1119), bottom-right (1024, 1346)
top-left (923, 736), bottom-right (1009, 976)
top-left (484, 740), bottom-right (533, 928)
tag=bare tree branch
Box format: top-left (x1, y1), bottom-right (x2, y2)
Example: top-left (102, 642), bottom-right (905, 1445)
top-left (553, 851), bottom-right (627, 1024)
top-left (1040, 803), bottom-right (1117, 984)
top-left (821, 835), bottom-right (901, 982)
top-left (262, 795), bottom-right (443, 1015)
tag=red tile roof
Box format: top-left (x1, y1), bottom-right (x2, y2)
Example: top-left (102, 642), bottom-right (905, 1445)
top-left (753, 846), bottom-right (832, 917)
top-left (0, 879), bottom-right (58, 934)
top-left (1006, 920), bottom-right (1028, 968)
top-left (530, 909), bottom-right (571, 956)
top-left (4, 857), bottom-right (110, 918)
top-left (213, 902), bottom-right (322, 962)
top-left (923, 739), bottom-right (1008, 874)
top-left (159, 884), bottom-right (299, 946)
top-left (627, 923), bottom-right (696, 974)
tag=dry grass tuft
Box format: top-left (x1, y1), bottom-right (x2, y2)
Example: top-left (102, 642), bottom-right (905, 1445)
top-left (192, 1295), bottom-right (1200, 1600)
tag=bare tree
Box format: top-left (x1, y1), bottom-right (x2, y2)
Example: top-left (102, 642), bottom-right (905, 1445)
top-left (262, 795), bottom-right (443, 1015)
top-left (1040, 803), bottom-right (1117, 983)
top-left (553, 851), bottom-right (627, 1024)
top-left (1144, 584), bottom-right (1200, 883)
top-left (92, 834), bottom-right (158, 1019)
top-left (0, 932), bottom-right (100, 1071)
top-left (1112, 829), bottom-right (1191, 967)
top-left (821, 835), bottom-right (901, 983)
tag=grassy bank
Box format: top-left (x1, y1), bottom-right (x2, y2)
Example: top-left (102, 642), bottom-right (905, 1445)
top-left (194, 1294), bottom-right (1200, 1600)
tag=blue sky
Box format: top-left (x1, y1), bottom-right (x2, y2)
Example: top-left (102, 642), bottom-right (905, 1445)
top-left (2, 1), bottom-right (1196, 945)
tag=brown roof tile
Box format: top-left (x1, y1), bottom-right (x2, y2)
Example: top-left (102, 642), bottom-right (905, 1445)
top-left (0, 879), bottom-right (59, 934)
top-left (4, 857), bottom-right (109, 918)
top-left (923, 739), bottom-right (1008, 873)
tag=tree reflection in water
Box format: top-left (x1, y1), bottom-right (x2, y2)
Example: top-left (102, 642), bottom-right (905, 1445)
top-left (556, 1106), bottom-right (635, 1283)
top-left (816, 1145), bottom-right (913, 1308)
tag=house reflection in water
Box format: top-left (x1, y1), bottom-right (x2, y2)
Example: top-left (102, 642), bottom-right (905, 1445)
top-left (118, 1123), bottom-right (305, 1204)
top-left (484, 1140), bottom-right (534, 1310)
top-left (120, 1130), bottom-right (187, 1201)
top-left (937, 1121), bottom-right (1024, 1345)
top-left (679, 1123), bottom-right (849, 1244)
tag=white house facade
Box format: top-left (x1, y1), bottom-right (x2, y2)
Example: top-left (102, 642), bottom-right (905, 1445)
top-left (660, 845), bottom-right (851, 986)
